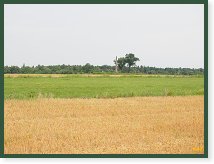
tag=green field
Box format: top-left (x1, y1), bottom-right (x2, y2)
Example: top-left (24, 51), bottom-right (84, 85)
top-left (4, 74), bottom-right (204, 99)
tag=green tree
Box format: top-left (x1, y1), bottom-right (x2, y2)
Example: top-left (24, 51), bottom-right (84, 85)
top-left (125, 53), bottom-right (140, 72)
top-left (4, 66), bottom-right (11, 74)
top-left (83, 63), bottom-right (93, 73)
top-left (114, 57), bottom-right (126, 71)
top-left (20, 64), bottom-right (34, 74)
top-left (10, 66), bottom-right (20, 74)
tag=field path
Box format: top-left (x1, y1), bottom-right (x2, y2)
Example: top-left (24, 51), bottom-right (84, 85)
top-left (5, 96), bottom-right (204, 154)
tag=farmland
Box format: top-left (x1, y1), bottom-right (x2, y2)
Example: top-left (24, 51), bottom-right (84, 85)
top-left (4, 74), bottom-right (204, 99)
top-left (5, 96), bottom-right (204, 154)
top-left (4, 74), bottom-right (204, 154)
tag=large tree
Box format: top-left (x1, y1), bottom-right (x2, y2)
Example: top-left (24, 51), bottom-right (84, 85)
top-left (114, 57), bottom-right (126, 71)
top-left (125, 53), bottom-right (140, 72)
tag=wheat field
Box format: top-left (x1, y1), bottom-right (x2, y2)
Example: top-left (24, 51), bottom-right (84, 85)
top-left (4, 96), bottom-right (204, 154)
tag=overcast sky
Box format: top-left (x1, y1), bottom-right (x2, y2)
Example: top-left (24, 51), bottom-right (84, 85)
top-left (4, 4), bottom-right (204, 68)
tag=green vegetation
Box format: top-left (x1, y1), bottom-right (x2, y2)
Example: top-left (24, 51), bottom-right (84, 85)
top-left (114, 53), bottom-right (140, 72)
top-left (5, 75), bottom-right (204, 99)
top-left (4, 64), bottom-right (204, 75)
top-left (4, 54), bottom-right (204, 75)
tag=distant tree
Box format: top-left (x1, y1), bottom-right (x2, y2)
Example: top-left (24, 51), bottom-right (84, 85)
top-left (124, 53), bottom-right (140, 72)
top-left (20, 64), bottom-right (34, 74)
top-left (114, 57), bottom-right (126, 71)
top-left (4, 66), bottom-right (11, 74)
top-left (43, 67), bottom-right (51, 74)
top-left (34, 65), bottom-right (51, 74)
top-left (83, 63), bottom-right (93, 73)
top-left (10, 66), bottom-right (20, 74)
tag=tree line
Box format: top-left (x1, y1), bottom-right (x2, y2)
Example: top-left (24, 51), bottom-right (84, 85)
top-left (4, 64), bottom-right (204, 75)
top-left (4, 53), bottom-right (203, 75)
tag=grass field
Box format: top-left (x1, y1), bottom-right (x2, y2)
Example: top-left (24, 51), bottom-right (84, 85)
top-left (5, 96), bottom-right (204, 154)
top-left (4, 74), bottom-right (204, 99)
top-left (4, 74), bottom-right (204, 154)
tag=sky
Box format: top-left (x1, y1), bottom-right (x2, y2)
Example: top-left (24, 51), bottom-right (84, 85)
top-left (4, 4), bottom-right (204, 68)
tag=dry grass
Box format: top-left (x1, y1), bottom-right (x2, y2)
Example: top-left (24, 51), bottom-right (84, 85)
top-left (4, 74), bottom-right (65, 78)
top-left (4, 96), bottom-right (204, 154)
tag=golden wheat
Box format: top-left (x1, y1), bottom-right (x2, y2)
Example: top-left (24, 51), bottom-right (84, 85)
top-left (4, 96), bottom-right (204, 154)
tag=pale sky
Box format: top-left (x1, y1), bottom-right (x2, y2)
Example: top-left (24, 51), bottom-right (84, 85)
top-left (4, 4), bottom-right (204, 68)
